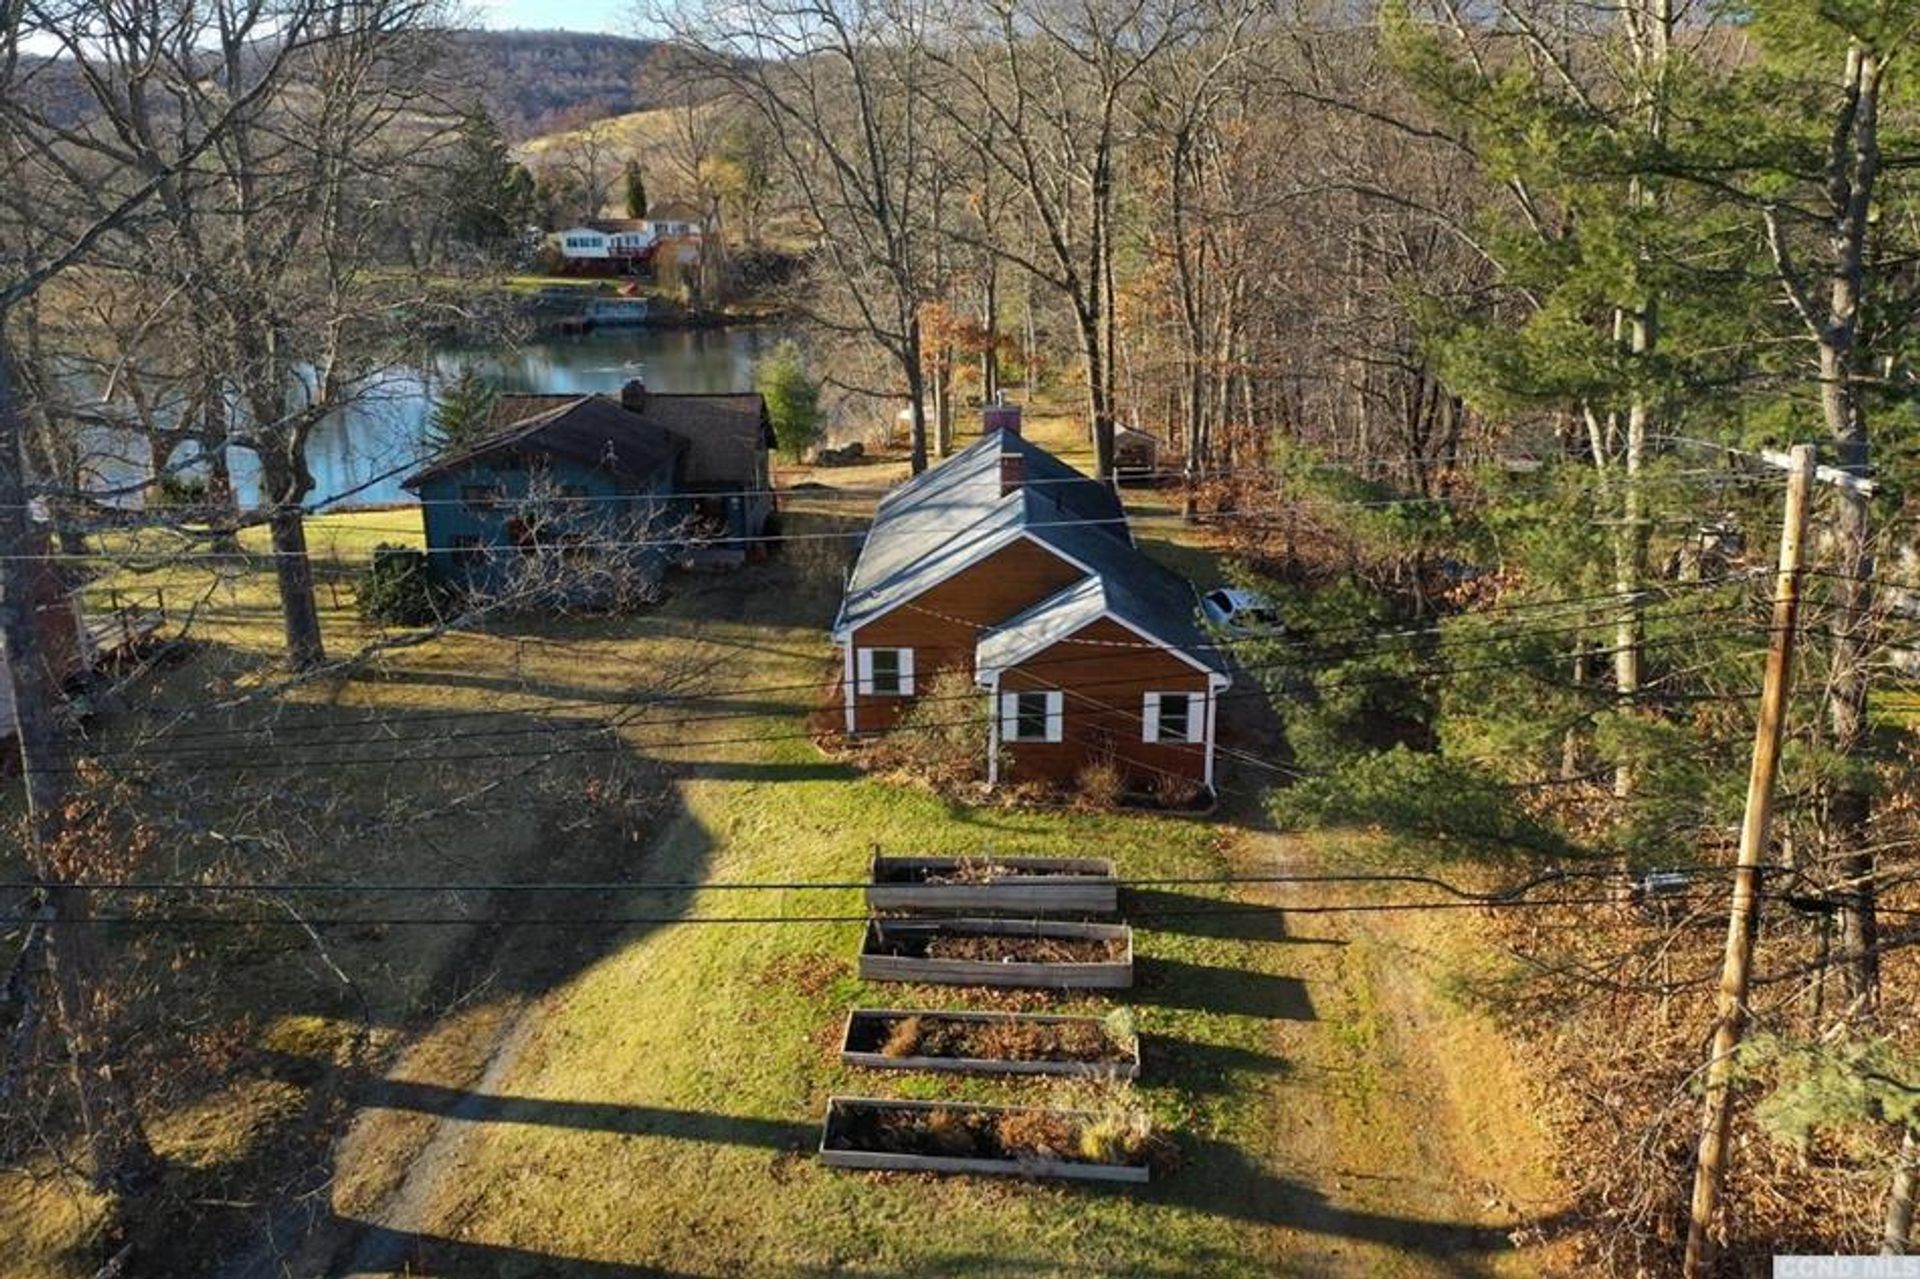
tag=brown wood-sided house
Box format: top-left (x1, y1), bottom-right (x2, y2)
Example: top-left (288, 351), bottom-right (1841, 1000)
top-left (832, 415), bottom-right (1230, 794)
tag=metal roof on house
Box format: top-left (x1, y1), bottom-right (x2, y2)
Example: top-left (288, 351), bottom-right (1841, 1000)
top-left (979, 523), bottom-right (1229, 677)
top-left (835, 433), bottom-right (1221, 681)
top-left (975, 576), bottom-right (1109, 672)
top-left (835, 434), bottom-right (1125, 636)
top-left (401, 396), bottom-right (687, 490)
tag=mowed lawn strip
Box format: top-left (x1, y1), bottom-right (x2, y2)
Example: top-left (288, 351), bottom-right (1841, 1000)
top-left (372, 714), bottom-right (1301, 1275)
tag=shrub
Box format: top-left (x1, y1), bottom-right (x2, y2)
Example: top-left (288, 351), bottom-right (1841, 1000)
top-left (153, 472), bottom-right (210, 508)
top-left (1101, 1007), bottom-right (1139, 1052)
top-left (755, 339), bottom-right (823, 461)
top-left (356, 544), bottom-right (452, 626)
top-left (1075, 756), bottom-right (1124, 809)
top-left (1155, 772), bottom-right (1204, 811)
top-left (1077, 1110), bottom-right (1156, 1164)
top-left (861, 666), bottom-right (987, 789)
top-left (1267, 745), bottom-right (1568, 859)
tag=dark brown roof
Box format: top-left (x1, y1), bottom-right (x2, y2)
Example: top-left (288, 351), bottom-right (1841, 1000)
top-left (486, 392), bottom-right (772, 488)
top-left (401, 396), bottom-right (687, 490)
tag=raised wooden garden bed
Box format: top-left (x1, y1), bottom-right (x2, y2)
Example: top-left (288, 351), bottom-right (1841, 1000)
top-left (818, 1096), bottom-right (1152, 1183)
top-left (840, 1008), bottom-right (1140, 1079)
top-left (866, 854), bottom-right (1118, 915)
top-left (858, 918), bottom-right (1133, 989)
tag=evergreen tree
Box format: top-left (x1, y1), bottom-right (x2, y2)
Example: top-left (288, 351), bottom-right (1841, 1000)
top-left (755, 341), bottom-right (823, 461)
top-left (428, 365), bottom-right (499, 452)
top-left (447, 109), bottom-right (538, 253)
top-left (625, 159), bottom-right (649, 220)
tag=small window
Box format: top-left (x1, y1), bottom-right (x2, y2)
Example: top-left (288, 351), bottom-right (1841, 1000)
top-left (856, 647), bottom-right (914, 696)
top-left (1144, 692), bottom-right (1197, 744)
top-left (1001, 690), bottom-right (1063, 744)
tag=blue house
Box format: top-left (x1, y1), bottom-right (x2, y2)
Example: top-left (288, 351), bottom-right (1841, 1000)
top-left (401, 382), bottom-right (775, 599)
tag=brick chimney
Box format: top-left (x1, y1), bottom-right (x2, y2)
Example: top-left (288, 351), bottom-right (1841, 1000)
top-left (620, 378), bottom-right (649, 414)
top-left (982, 401), bottom-right (1022, 438)
top-left (999, 449), bottom-right (1025, 497)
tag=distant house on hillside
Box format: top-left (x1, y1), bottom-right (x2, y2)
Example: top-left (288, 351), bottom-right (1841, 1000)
top-left (402, 381), bottom-right (775, 592)
top-left (548, 203), bottom-right (706, 271)
top-left (832, 410), bottom-right (1230, 794)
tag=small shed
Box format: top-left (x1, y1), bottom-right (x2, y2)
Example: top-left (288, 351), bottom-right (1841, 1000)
top-left (1114, 427), bottom-right (1159, 482)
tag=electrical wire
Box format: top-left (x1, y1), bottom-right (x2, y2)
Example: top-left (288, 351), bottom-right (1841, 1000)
top-left (41, 620), bottom-right (1771, 772)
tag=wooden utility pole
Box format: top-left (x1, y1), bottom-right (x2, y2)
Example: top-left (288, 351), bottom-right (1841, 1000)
top-left (1682, 443), bottom-right (1815, 1275)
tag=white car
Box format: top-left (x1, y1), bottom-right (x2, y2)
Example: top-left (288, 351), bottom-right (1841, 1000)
top-left (1201, 587), bottom-right (1283, 634)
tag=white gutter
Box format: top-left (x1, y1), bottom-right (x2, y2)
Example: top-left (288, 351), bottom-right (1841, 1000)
top-left (984, 672), bottom-right (1001, 787)
top-left (842, 642), bottom-right (858, 736)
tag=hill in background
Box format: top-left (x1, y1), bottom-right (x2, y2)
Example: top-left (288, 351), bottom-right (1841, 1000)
top-left (447, 30), bottom-right (707, 139)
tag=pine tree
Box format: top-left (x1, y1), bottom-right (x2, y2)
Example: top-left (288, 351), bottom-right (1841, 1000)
top-left (428, 365), bottom-right (499, 452)
top-left (625, 159), bottom-right (649, 220)
top-left (447, 109), bottom-right (539, 253)
top-left (755, 341), bottom-right (822, 461)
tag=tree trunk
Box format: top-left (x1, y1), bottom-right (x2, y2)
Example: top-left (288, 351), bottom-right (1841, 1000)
top-left (903, 312), bottom-right (929, 476)
top-left (1817, 44), bottom-right (1883, 1004)
top-left (931, 345), bottom-right (954, 459)
top-left (200, 377), bottom-right (242, 553)
top-left (1077, 307), bottom-right (1115, 480)
top-left (269, 504), bottom-right (326, 670)
top-left (1613, 352), bottom-right (1649, 802)
top-left (1887, 1129), bottom-right (1918, 1254)
top-left (981, 267), bottom-right (1000, 403)
top-left (145, 437), bottom-right (181, 510)
top-left (0, 329), bottom-right (162, 1204)
top-left (258, 450), bottom-right (326, 670)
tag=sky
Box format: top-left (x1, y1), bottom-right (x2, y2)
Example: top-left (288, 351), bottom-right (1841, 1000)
top-left (479, 0), bottom-right (635, 35)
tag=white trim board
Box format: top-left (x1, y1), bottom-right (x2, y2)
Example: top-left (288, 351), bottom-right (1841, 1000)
top-left (974, 605), bottom-right (1231, 687)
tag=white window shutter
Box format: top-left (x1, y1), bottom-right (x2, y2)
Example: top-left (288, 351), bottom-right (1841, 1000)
top-left (856, 648), bottom-right (874, 696)
top-left (1044, 692), bottom-right (1064, 743)
top-left (898, 648), bottom-right (915, 695)
top-left (1000, 692), bottom-right (1021, 738)
top-left (1142, 692), bottom-right (1162, 743)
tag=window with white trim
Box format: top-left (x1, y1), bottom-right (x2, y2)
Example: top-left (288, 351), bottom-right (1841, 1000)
top-left (856, 647), bottom-right (914, 696)
top-left (1143, 691), bottom-right (1198, 744)
top-left (1000, 690), bottom-right (1064, 743)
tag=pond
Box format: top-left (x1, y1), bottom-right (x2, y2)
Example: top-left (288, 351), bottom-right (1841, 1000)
top-left (151, 326), bottom-right (781, 509)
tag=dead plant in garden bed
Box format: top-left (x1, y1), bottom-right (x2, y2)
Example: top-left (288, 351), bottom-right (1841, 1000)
top-left (909, 858), bottom-right (1075, 885)
top-left (920, 934), bottom-right (1127, 964)
top-left (829, 1099), bottom-right (1162, 1168)
top-left (856, 1013), bottom-right (1128, 1064)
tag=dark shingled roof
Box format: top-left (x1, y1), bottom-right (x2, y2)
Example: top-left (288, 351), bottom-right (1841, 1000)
top-left (483, 392), bottom-right (773, 488)
top-left (401, 396), bottom-right (687, 489)
top-left (835, 432), bottom-right (1222, 678)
